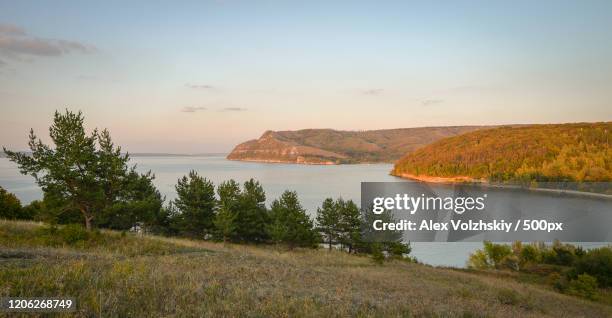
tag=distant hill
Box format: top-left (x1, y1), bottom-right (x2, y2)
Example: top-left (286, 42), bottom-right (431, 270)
top-left (392, 122), bottom-right (611, 184)
top-left (227, 126), bottom-right (489, 164)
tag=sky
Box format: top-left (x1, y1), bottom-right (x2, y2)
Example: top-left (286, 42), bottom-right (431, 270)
top-left (1, 0), bottom-right (611, 153)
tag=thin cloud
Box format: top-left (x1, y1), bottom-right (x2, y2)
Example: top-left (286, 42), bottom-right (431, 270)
top-left (362, 88), bottom-right (384, 96)
top-left (186, 83), bottom-right (215, 90)
top-left (220, 107), bottom-right (247, 112)
top-left (0, 23), bottom-right (96, 60)
top-left (181, 106), bottom-right (207, 113)
top-left (421, 99), bottom-right (444, 106)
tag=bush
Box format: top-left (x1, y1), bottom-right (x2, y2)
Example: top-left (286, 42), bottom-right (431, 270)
top-left (467, 241), bottom-right (512, 269)
top-left (500, 254), bottom-right (520, 271)
top-left (59, 224), bottom-right (91, 244)
top-left (484, 241), bottom-right (512, 268)
top-left (519, 244), bottom-right (541, 265)
top-left (371, 243), bottom-right (385, 265)
top-left (0, 186), bottom-right (25, 220)
top-left (572, 247), bottom-right (612, 288)
top-left (387, 241), bottom-right (412, 259)
top-left (37, 224), bottom-right (98, 246)
top-left (566, 274), bottom-right (599, 300)
top-left (467, 249), bottom-right (490, 269)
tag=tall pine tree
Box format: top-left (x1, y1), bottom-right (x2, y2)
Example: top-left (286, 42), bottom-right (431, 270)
top-left (268, 191), bottom-right (318, 248)
top-left (172, 170), bottom-right (216, 238)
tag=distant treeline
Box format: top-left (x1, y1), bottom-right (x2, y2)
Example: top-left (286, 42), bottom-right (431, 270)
top-left (393, 123), bottom-right (611, 191)
top-left (1, 110), bottom-right (410, 260)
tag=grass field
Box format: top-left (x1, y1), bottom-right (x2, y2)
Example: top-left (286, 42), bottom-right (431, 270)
top-left (1, 220), bottom-right (610, 317)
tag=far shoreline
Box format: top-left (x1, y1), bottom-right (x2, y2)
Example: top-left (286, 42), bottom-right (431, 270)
top-left (391, 172), bottom-right (612, 200)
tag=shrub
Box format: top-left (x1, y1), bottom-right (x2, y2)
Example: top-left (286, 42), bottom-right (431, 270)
top-left (37, 224), bottom-right (97, 246)
top-left (467, 249), bottom-right (490, 269)
top-left (0, 186), bottom-right (24, 220)
top-left (520, 244), bottom-right (541, 265)
top-left (59, 224), bottom-right (91, 244)
top-left (387, 241), bottom-right (412, 259)
top-left (371, 243), bottom-right (385, 265)
top-left (483, 241), bottom-right (512, 269)
top-left (572, 247), bottom-right (612, 288)
top-left (566, 274), bottom-right (599, 300)
top-left (468, 241), bottom-right (512, 269)
top-left (500, 254), bottom-right (520, 271)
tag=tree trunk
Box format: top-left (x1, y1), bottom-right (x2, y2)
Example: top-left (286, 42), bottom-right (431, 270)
top-left (85, 216), bottom-right (93, 231)
top-left (79, 207), bottom-right (93, 231)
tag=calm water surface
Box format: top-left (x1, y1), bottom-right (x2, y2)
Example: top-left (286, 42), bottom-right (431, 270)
top-left (0, 156), bottom-right (604, 267)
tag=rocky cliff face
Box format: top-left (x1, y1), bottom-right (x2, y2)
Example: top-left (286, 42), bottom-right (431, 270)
top-left (227, 126), bottom-right (490, 164)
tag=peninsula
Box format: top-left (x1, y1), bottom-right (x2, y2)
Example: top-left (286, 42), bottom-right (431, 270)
top-left (227, 126), bottom-right (488, 164)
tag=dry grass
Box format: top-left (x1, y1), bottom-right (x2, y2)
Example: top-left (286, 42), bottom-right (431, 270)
top-left (0, 220), bottom-right (610, 317)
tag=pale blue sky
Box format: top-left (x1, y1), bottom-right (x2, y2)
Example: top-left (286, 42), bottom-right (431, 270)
top-left (1, 0), bottom-right (611, 152)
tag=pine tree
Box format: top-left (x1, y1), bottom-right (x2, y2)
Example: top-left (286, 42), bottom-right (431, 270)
top-left (214, 204), bottom-right (237, 243)
top-left (214, 180), bottom-right (241, 242)
top-left (316, 198), bottom-right (340, 249)
top-left (338, 199), bottom-right (362, 253)
top-left (235, 179), bottom-right (269, 242)
top-left (173, 170), bottom-right (216, 238)
top-left (268, 190), bottom-right (318, 248)
top-left (4, 110), bottom-right (156, 230)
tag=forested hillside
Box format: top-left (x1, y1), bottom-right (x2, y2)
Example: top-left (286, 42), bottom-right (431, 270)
top-left (392, 123), bottom-right (611, 185)
top-left (227, 126), bottom-right (488, 164)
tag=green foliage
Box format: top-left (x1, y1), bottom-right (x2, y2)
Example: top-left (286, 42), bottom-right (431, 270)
top-left (172, 170), bottom-right (216, 238)
top-left (483, 241), bottom-right (513, 269)
top-left (371, 243), bottom-right (385, 265)
top-left (337, 199), bottom-right (362, 253)
top-left (566, 274), bottom-right (599, 300)
top-left (233, 179), bottom-right (269, 242)
top-left (387, 241), bottom-right (412, 259)
top-left (315, 197), bottom-right (362, 252)
top-left (97, 170), bottom-right (168, 234)
top-left (467, 249), bottom-right (491, 269)
top-left (37, 224), bottom-right (99, 246)
top-left (4, 110), bottom-right (161, 229)
top-left (393, 123), bottom-right (612, 192)
top-left (470, 241), bottom-right (612, 301)
top-left (316, 198), bottom-right (340, 249)
top-left (572, 247), bottom-right (612, 288)
top-left (0, 186), bottom-right (26, 220)
top-left (357, 208), bottom-right (411, 260)
top-left (214, 204), bottom-right (237, 243)
top-left (467, 241), bottom-right (515, 270)
top-left (268, 191), bottom-right (319, 248)
top-left (519, 244), bottom-right (541, 265)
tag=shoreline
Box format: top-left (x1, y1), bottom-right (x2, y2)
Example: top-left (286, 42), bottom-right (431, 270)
top-left (392, 172), bottom-right (612, 200)
top-left (226, 157), bottom-right (338, 165)
top-left (226, 157), bottom-right (396, 165)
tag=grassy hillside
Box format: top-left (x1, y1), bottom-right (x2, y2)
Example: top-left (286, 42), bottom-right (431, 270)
top-left (227, 126), bottom-right (489, 164)
top-left (392, 122), bottom-right (611, 186)
top-left (1, 220), bottom-right (610, 317)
